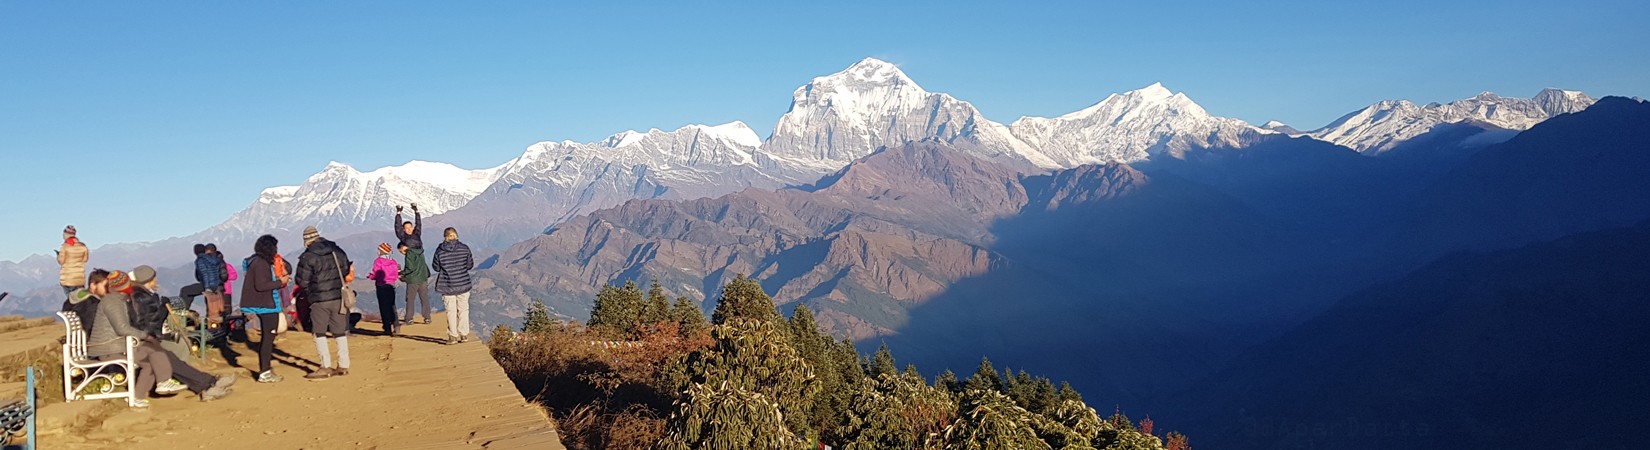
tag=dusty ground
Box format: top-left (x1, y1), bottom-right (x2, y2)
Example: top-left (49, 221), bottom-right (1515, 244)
top-left (41, 312), bottom-right (562, 450)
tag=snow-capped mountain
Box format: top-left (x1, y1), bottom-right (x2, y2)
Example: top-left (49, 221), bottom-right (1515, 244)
top-left (1311, 89), bottom-right (1595, 154)
top-left (432, 121), bottom-right (791, 249)
top-left (763, 58), bottom-right (1057, 173)
top-left (200, 160), bottom-right (504, 243)
top-left (3, 56), bottom-right (1606, 289)
top-left (1008, 82), bottom-right (1270, 165)
top-left (1262, 120), bottom-right (1304, 135)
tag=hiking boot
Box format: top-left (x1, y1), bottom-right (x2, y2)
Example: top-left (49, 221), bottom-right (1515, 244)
top-left (333, 367), bottom-right (349, 377)
top-left (212, 372), bottom-right (238, 390)
top-left (256, 371), bottom-right (284, 383)
top-left (201, 386), bottom-right (232, 402)
top-left (155, 379), bottom-right (188, 395)
top-left (305, 367), bottom-right (334, 380)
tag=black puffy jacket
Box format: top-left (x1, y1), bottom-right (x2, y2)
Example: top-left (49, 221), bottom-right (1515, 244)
top-left (432, 240), bottom-right (474, 295)
top-left (295, 239), bottom-right (351, 304)
top-left (129, 288), bottom-right (169, 338)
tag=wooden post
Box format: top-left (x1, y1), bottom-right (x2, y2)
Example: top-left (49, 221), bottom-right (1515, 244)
top-left (26, 365), bottom-right (36, 450)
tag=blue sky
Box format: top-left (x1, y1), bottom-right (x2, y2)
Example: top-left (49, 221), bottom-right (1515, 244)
top-left (2, 1), bottom-right (1647, 262)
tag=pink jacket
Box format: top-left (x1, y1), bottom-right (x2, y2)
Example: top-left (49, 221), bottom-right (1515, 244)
top-left (224, 262), bottom-right (238, 293)
top-left (370, 256), bottom-right (400, 286)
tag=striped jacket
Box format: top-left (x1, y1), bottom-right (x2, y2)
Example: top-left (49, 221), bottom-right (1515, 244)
top-left (431, 240), bottom-right (474, 295)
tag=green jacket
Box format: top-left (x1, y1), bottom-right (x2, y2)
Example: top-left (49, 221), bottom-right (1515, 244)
top-left (399, 247), bottom-right (431, 284)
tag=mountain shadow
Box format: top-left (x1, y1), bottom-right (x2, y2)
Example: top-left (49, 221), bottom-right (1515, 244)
top-left (1172, 219), bottom-right (1650, 450)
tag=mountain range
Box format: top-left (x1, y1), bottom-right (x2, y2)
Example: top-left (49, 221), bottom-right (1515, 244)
top-left (2, 57), bottom-right (1641, 450)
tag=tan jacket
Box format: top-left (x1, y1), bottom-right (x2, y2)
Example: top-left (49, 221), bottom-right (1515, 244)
top-left (58, 240), bottom-right (89, 287)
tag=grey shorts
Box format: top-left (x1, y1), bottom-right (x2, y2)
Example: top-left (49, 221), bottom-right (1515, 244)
top-left (310, 301), bottom-right (350, 337)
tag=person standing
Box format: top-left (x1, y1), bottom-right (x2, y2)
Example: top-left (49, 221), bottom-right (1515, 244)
top-left (397, 243), bottom-right (431, 325)
top-left (295, 226), bottom-right (353, 379)
top-left (211, 243), bottom-right (237, 312)
top-left (58, 225), bottom-right (89, 297)
top-left (240, 235), bottom-right (289, 383)
top-left (194, 243), bottom-right (228, 326)
top-left (432, 227), bottom-right (474, 345)
top-left (369, 243), bottom-right (400, 336)
top-left (274, 252), bottom-right (296, 330)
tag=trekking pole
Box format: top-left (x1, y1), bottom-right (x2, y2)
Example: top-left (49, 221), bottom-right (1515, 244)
top-left (0, 292), bottom-right (10, 304)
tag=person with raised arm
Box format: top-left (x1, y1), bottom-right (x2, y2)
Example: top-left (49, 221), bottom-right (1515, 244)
top-left (396, 204), bottom-right (433, 326)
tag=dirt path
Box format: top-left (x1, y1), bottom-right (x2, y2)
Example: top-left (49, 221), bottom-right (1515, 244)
top-left (47, 312), bottom-right (562, 449)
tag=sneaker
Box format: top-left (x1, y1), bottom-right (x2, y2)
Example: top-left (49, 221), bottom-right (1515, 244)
top-left (155, 379), bottom-right (188, 395)
top-left (333, 367), bottom-right (349, 377)
top-left (132, 399), bottom-right (151, 409)
top-left (445, 336), bottom-right (458, 345)
top-left (212, 372), bottom-right (238, 390)
top-left (200, 386), bottom-right (232, 402)
top-left (304, 367), bottom-right (334, 380)
top-left (460, 333), bottom-right (471, 343)
top-left (423, 318), bottom-right (432, 325)
top-left (257, 371), bottom-right (284, 383)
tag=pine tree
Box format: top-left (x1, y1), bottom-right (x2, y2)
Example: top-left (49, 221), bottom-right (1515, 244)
top-left (671, 295), bottom-right (707, 335)
top-left (589, 281), bottom-right (645, 335)
top-left (934, 369), bottom-right (961, 393)
top-left (710, 274), bottom-right (781, 325)
top-left (786, 304), bottom-right (853, 441)
top-left (641, 279), bottom-right (672, 326)
top-left (521, 300), bottom-right (554, 333)
top-left (965, 357), bottom-right (1002, 393)
top-left (869, 343), bottom-right (898, 378)
top-left (1057, 381), bottom-right (1083, 404)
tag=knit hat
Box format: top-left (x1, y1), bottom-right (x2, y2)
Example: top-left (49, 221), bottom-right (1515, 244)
top-left (303, 226), bottom-right (320, 246)
top-left (106, 270), bottom-right (130, 292)
top-left (64, 225), bottom-right (76, 238)
top-left (131, 265), bottom-right (156, 285)
top-left (378, 243), bottom-right (393, 255)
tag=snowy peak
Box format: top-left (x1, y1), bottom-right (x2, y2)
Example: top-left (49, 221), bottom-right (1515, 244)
top-left (1008, 83), bottom-right (1265, 165)
top-left (1311, 89), bottom-right (1596, 154)
top-left (689, 121), bottom-right (763, 148)
top-left (1134, 82), bottom-right (1175, 102)
top-left (208, 159), bottom-right (506, 242)
top-left (765, 58), bottom-right (1054, 170)
top-left (1534, 88), bottom-right (1595, 116)
top-left (831, 57), bottom-right (917, 87)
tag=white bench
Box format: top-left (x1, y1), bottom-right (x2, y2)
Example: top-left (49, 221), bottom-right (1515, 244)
top-left (57, 312), bottom-right (137, 407)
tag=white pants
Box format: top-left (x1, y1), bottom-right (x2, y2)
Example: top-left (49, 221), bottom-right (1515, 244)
top-left (442, 292), bottom-right (471, 339)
